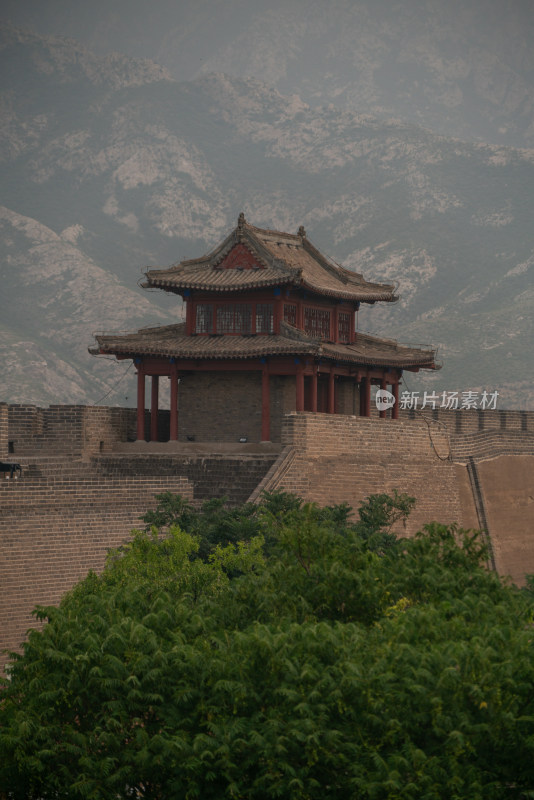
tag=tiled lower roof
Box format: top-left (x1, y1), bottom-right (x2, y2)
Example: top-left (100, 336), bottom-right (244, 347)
top-left (92, 322), bottom-right (439, 370)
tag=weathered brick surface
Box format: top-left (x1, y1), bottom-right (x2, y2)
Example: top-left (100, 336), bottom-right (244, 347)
top-left (475, 455), bottom-right (534, 586)
top-left (95, 453), bottom-right (278, 505)
top-left (0, 456), bottom-right (194, 669)
top-left (400, 408), bottom-right (534, 436)
top-left (177, 372), bottom-right (295, 443)
top-left (7, 405), bottom-right (140, 456)
top-left (0, 407), bottom-right (278, 671)
top-left (274, 413), bottom-right (463, 536)
top-left (3, 402), bottom-right (534, 674)
top-left (0, 403), bottom-right (8, 459)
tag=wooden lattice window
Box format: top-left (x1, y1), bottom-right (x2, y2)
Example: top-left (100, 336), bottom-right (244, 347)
top-left (216, 303), bottom-right (252, 334)
top-left (284, 303), bottom-right (297, 326)
top-left (338, 311), bottom-right (351, 343)
top-left (256, 303), bottom-right (274, 334)
top-left (235, 304), bottom-right (252, 334)
top-left (195, 303), bottom-right (213, 333)
top-left (304, 306), bottom-right (331, 339)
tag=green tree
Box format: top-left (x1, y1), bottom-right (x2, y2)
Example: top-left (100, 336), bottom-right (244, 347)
top-left (1, 493), bottom-right (534, 799)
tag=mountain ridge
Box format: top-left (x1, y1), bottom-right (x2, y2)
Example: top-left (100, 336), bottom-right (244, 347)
top-left (1, 22), bottom-right (532, 408)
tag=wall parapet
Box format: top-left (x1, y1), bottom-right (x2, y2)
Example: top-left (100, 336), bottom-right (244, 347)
top-left (400, 407), bottom-right (534, 435)
top-left (7, 404), bottom-right (138, 458)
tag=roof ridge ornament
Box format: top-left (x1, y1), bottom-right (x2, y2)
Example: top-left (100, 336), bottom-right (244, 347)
top-left (297, 225), bottom-right (306, 239)
top-left (236, 212), bottom-right (247, 242)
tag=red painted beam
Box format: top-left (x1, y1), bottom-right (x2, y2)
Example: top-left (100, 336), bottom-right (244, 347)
top-left (150, 375), bottom-right (159, 442)
top-left (261, 364), bottom-right (270, 441)
top-left (328, 369), bottom-right (335, 414)
top-left (170, 364), bottom-right (178, 440)
top-left (296, 363), bottom-right (305, 412)
top-left (364, 376), bottom-right (372, 417)
top-left (136, 366), bottom-right (145, 441)
top-left (311, 367), bottom-right (318, 412)
top-left (379, 377), bottom-right (387, 419)
top-left (392, 381), bottom-right (399, 420)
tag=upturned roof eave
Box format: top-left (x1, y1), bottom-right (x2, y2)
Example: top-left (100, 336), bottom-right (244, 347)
top-left (141, 274), bottom-right (297, 293)
top-left (92, 321), bottom-right (438, 370)
top-left (93, 341), bottom-right (438, 369)
top-left (142, 216), bottom-right (397, 301)
top-left (141, 275), bottom-right (396, 303)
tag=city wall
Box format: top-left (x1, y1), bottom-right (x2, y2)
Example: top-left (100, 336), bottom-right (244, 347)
top-left (1, 402), bottom-right (534, 671)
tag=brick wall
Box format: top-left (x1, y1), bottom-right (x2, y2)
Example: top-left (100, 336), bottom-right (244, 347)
top-left (256, 410), bottom-right (534, 586)
top-left (7, 405), bottom-right (139, 456)
top-left (81, 406), bottom-right (138, 454)
top-left (400, 408), bottom-right (534, 462)
top-left (474, 455), bottom-right (534, 585)
top-left (336, 379), bottom-right (359, 415)
top-left (401, 407), bottom-right (534, 435)
top-left (272, 413), bottom-right (464, 537)
top-left (3, 402), bottom-right (534, 674)
top-left (0, 456), bottom-right (193, 668)
top-left (177, 371), bottom-right (295, 443)
top-left (0, 417), bottom-right (279, 672)
top-left (95, 453), bottom-right (278, 505)
top-left (0, 403), bottom-right (8, 459)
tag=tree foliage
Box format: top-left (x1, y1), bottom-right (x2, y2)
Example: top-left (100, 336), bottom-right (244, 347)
top-left (1, 491), bottom-right (534, 799)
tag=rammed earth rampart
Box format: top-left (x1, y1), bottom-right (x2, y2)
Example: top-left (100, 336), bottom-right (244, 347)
top-left (1, 402), bottom-right (534, 672)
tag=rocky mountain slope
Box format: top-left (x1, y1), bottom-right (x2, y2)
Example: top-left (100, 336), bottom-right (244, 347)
top-left (1, 23), bottom-right (533, 408)
top-left (3, 0), bottom-right (534, 148)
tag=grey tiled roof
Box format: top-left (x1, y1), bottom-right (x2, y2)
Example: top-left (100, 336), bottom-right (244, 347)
top-left (92, 321), bottom-right (438, 369)
top-left (143, 217), bottom-right (397, 303)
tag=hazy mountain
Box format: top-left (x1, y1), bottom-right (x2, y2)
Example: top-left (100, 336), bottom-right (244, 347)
top-left (1, 23), bottom-right (533, 408)
top-left (2, 0), bottom-right (534, 147)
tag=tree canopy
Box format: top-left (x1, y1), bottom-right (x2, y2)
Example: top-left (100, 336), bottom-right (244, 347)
top-left (1, 491), bottom-right (534, 799)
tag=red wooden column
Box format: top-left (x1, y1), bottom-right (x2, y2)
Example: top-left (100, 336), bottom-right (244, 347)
top-left (392, 380), bottom-right (399, 420)
top-left (150, 375), bottom-right (159, 442)
top-left (136, 363), bottom-right (145, 441)
top-left (310, 366), bottom-right (318, 412)
top-left (365, 377), bottom-right (372, 417)
top-left (365, 376), bottom-right (371, 417)
top-left (261, 363), bottom-right (270, 441)
top-left (327, 368), bottom-right (335, 414)
top-left (360, 375), bottom-right (371, 417)
top-left (169, 363), bottom-right (178, 440)
top-left (296, 362), bottom-right (305, 411)
top-left (379, 376), bottom-right (387, 419)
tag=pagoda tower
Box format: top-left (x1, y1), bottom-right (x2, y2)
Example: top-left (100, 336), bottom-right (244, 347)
top-left (91, 214), bottom-right (439, 442)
